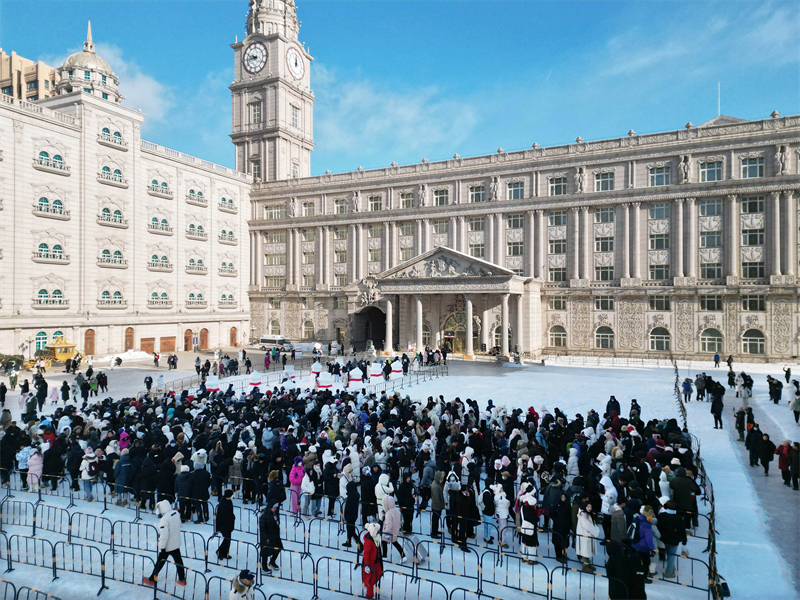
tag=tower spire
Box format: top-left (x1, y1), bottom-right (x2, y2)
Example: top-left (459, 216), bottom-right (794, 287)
top-left (84, 20), bottom-right (95, 53)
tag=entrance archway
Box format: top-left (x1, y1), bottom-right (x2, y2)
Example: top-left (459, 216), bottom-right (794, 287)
top-left (351, 306), bottom-right (385, 351)
top-left (124, 327), bottom-right (134, 351)
top-left (442, 313), bottom-right (480, 354)
top-left (184, 329), bottom-right (193, 351)
top-left (199, 328), bottom-right (209, 350)
top-left (84, 329), bottom-right (95, 356)
top-left (229, 326), bottom-right (238, 347)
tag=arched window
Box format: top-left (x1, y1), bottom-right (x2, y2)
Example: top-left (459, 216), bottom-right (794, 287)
top-left (102, 127), bottom-right (110, 136)
top-left (220, 197), bottom-right (226, 205)
top-left (220, 229), bottom-right (227, 238)
top-left (197, 293), bottom-right (203, 301)
top-left (52, 200), bottom-right (63, 214)
top-left (742, 329), bottom-right (765, 355)
top-left (51, 290), bottom-right (63, 302)
top-left (595, 326), bottom-right (615, 349)
top-left (197, 259), bottom-right (204, 267)
top-left (188, 224), bottom-right (196, 234)
top-left (270, 320), bottom-right (281, 335)
top-left (52, 331), bottom-right (63, 341)
top-left (188, 293), bottom-right (195, 301)
top-left (160, 218), bottom-right (168, 228)
top-left (101, 207), bottom-right (111, 218)
top-left (197, 191), bottom-right (203, 199)
top-left (549, 325), bottom-right (567, 347)
top-left (700, 328), bottom-right (723, 353)
top-left (52, 244), bottom-right (63, 258)
top-left (151, 179), bottom-right (159, 189)
top-left (102, 291), bottom-right (111, 300)
top-left (113, 131), bottom-right (122, 141)
top-left (161, 255), bottom-right (168, 265)
top-left (189, 258), bottom-right (196, 267)
top-left (102, 249), bottom-right (112, 259)
top-left (113, 291), bottom-right (122, 300)
top-left (38, 243), bottom-right (49, 255)
top-left (113, 169), bottom-right (122, 181)
top-left (303, 320), bottom-right (314, 339)
top-left (38, 197), bottom-right (49, 211)
top-left (52, 155), bottom-right (63, 168)
top-left (38, 151), bottom-right (50, 166)
top-left (150, 254), bottom-right (158, 264)
top-left (151, 217), bottom-right (158, 227)
top-left (160, 292), bottom-right (168, 300)
top-left (221, 261), bottom-right (227, 270)
top-left (493, 325), bottom-right (513, 349)
top-left (102, 166), bottom-right (111, 177)
top-left (161, 182), bottom-right (168, 191)
top-left (197, 225), bottom-right (204, 234)
top-left (189, 189), bottom-right (195, 198)
top-left (151, 292), bottom-right (158, 300)
top-left (113, 250), bottom-right (122, 261)
top-left (112, 210), bottom-right (123, 222)
top-left (228, 231), bottom-right (235, 240)
top-left (649, 327), bottom-right (670, 351)
top-left (37, 289), bottom-right (49, 300)
top-left (35, 332), bottom-right (47, 350)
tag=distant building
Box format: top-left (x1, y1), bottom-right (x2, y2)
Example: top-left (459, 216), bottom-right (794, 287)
top-left (0, 48), bottom-right (57, 102)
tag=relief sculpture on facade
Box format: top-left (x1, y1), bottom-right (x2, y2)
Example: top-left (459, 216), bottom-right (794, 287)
top-left (618, 300), bottom-right (645, 349)
top-left (724, 298), bottom-right (739, 354)
top-left (284, 300), bottom-right (301, 340)
top-left (570, 299), bottom-right (591, 347)
top-left (772, 300), bottom-right (792, 353)
top-left (676, 300), bottom-right (694, 351)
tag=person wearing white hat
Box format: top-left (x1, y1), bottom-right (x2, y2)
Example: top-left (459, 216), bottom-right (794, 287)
top-left (79, 448), bottom-right (99, 501)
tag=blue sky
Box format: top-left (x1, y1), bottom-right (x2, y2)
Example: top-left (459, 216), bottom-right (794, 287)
top-left (1, 0), bottom-right (798, 175)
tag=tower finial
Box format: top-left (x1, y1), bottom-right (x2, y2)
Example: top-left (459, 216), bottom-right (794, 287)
top-left (84, 20), bottom-right (95, 53)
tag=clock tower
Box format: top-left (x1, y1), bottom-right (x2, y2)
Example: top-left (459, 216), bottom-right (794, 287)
top-left (231, 0), bottom-right (314, 182)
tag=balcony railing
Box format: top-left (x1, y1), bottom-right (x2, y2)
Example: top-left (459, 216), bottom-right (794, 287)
top-left (148, 223), bottom-right (174, 235)
top-left (97, 298), bottom-right (127, 308)
top-left (147, 261), bottom-right (173, 272)
top-left (186, 194), bottom-right (208, 207)
top-left (97, 256), bottom-right (128, 268)
top-left (185, 265), bottom-right (208, 275)
top-left (185, 299), bottom-right (208, 308)
top-left (33, 205), bottom-right (70, 220)
top-left (186, 230), bottom-right (209, 241)
top-left (33, 157), bottom-right (70, 176)
top-left (97, 132), bottom-right (128, 150)
top-left (218, 202), bottom-right (237, 214)
top-left (147, 184), bottom-right (173, 199)
top-left (32, 251), bottom-right (70, 264)
top-left (96, 213), bottom-right (128, 228)
top-left (219, 267), bottom-right (238, 277)
top-left (147, 299), bottom-right (173, 308)
top-left (218, 235), bottom-right (238, 245)
top-left (97, 171), bottom-right (129, 188)
top-left (32, 297), bottom-right (69, 309)
top-left (219, 299), bottom-right (238, 308)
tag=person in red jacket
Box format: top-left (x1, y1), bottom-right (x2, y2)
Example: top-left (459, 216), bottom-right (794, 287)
top-left (362, 522), bottom-right (384, 599)
top-left (775, 440), bottom-right (792, 486)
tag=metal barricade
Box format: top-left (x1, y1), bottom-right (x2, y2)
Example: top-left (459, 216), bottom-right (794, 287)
top-left (111, 520), bottom-right (159, 553)
top-left (0, 500), bottom-right (35, 530)
top-left (14, 588), bottom-right (62, 600)
top-left (278, 512), bottom-right (306, 550)
top-left (264, 548), bottom-right (314, 588)
top-left (306, 516), bottom-right (345, 554)
top-left (7, 535), bottom-right (55, 579)
top-left (216, 503), bottom-right (258, 536)
top-left (155, 561), bottom-right (207, 600)
top-left (549, 565), bottom-right (629, 600)
top-left (0, 579), bottom-right (14, 600)
top-left (53, 541), bottom-right (104, 592)
top-left (378, 569), bottom-right (449, 600)
top-left (69, 511), bottom-right (113, 545)
top-left (447, 588), bottom-right (498, 600)
top-left (181, 530), bottom-right (207, 561)
top-left (33, 504), bottom-right (69, 537)
top-left (314, 556), bottom-right (366, 598)
top-left (101, 548), bottom-right (156, 590)
top-left (205, 536), bottom-right (260, 573)
top-left (415, 539), bottom-right (478, 581)
top-left (478, 549), bottom-right (549, 598)
top-left (206, 576), bottom-right (268, 600)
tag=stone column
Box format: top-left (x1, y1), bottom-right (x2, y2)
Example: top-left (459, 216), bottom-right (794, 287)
top-left (770, 191), bottom-right (781, 276)
top-left (536, 210), bottom-right (546, 278)
top-left (416, 219), bottom-right (424, 255)
top-left (315, 226), bottom-right (323, 286)
top-left (249, 232), bottom-right (256, 286)
top-left (525, 211), bottom-right (535, 277)
top-left (348, 224), bottom-right (357, 283)
top-left (581, 206), bottom-right (591, 280)
top-left (632, 202), bottom-right (642, 279)
top-left (295, 228), bottom-right (302, 286)
top-left (500, 293), bottom-right (510, 356)
top-left (458, 216), bottom-right (467, 254)
top-left (497, 214), bottom-right (505, 267)
top-left (486, 214), bottom-right (495, 264)
top-left (515, 294), bottom-right (524, 353)
top-left (571, 208), bottom-right (580, 280)
top-left (449, 216), bottom-right (458, 250)
top-left (686, 198), bottom-right (697, 278)
top-left (415, 295), bottom-right (424, 351)
top-left (725, 195), bottom-right (739, 278)
top-left (385, 296), bottom-right (393, 352)
top-left (622, 204), bottom-right (631, 279)
top-left (481, 296), bottom-right (490, 351)
top-left (286, 229), bottom-right (294, 287)
top-left (674, 199), bottom-right (684, 278)
top-left (382, 224), bottom-right (390, 272)
top-left (465, 294), bottom-right (474, 357)
top-left (785, 191), bottom-right (797, 277)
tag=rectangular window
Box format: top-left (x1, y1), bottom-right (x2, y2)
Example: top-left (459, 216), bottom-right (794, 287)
top-left (649, 166), bottom-right (671, 187)
top-left (649, 234), bottom-right (670, 250)
top-left (300, 298), bottom-right (311, 309)
top-left (334, 198), bottom-right (347, 214)
top-left (302, 252), bottom-right (315, 265)
top-left (368, 224), bottom-right (382, 238)
top-left (507, 241), bottom-right (523, 256)
top-left (549, 267), bottom-right (567, 282)
top-left (741, 229), bottom-right (764, 246)
top-left (400, 247), bottom-right (414, 261)
top-left (741, 295), bottom-right (766, 311)
top-left (594, 207), bottom-right (615, 223)
top-left (595, 237), bottom-right (614, 252)
top-left (302, 274), bottom-right (315, 288)
top-left (649, 295), bottom-right (671, 311)
top-left (334, 250), bottom-right (347, 263)
top-left (595, 266), bottom-right (614, 281)
top-left (548, 296), bottom-right (567, 310)
top-left (700, 263), bottom-right (722, 279)
top-left (700, 161), bottom-right (722, 182)
top-left (741, 196), bottom-right (764, 213)
top-left (102, 93), bottom-right (108, 100)
top-left (594, 296), bottom-right (614, 311)
top-left (369, 249), bottom-right (382, 262)
top-left (594, 172), bottom-right (615, 191)
top-left (301, 229), bottom-right (315, 242)
top-left (267, 297), bottom-right (281, 309)
top-left (549, 177), bottom-right (567, 196)
top-left (741, 157), bottom-right (764, 179)
top-left (507, 181), bottom-right (524, 200)
top-left (700, 231), bottom-right (722, 248)
top-left (251, 103), bottom-right (262, 124)
top-left (333, 226), bottom-right (347, 240)
top-left (699, 295), bottom-right (723, 311)
top-left (469, 243), bottom-right (485, 258)
top-left (511, 268), bottom-right (524, 276)
top-left (433, 189), bottom-right (449, 206)
top-left (83, 88), bottom-right (91, 93)
top-left (26, 81), bottom-right (38, 91)
top-left (469, 186), bottom-right (486, 203)
top-left (400, 192), bottom-right (414, 209)
top-left (302, 202), bottom-right (315, 217)
top-left (265, 276), bottom-right (286, 288)
top-left (264, 231), bottom-right (286, 243)
top-left (369, 196), bottom-right (382, 211)
top-left (101, 75), bottom-right (106, 85)
top-left (649, 203), bottom-right (670, 220)
top-left (1, 86), bottom-right (12, 95)
top-left (649, 264), bottom-right (670, 280)
top-left (507, 214), bottom-right (524, 229)
top-left (742, 262), bottom-right (765, 279)
top-left (291, 105), bottom-right (299, 128)
top-left (549, 210), bottom-right (567, 226)
top-left (468, 217), bottom-right (485, 232)
top-left (265, 204), bottom-right (286, 219)
top-left (334, 296), bottom-right (347, 309)
top-left (699, 198), bottom-right (721, 216)
top-left (84, 70), bottom-right (91, 81)
top-left (399, 222), bottom-right (415, 237)
top-left (265, 253), bottom-right (286, 265)
top-left (433, 219), bottom-right (449, 234)
top-left (549, 239), bottom-right (567, 254)
top-left (335, 273), bottom-right (347, 287)
top-left (252, 162), bottom-right (261, 180)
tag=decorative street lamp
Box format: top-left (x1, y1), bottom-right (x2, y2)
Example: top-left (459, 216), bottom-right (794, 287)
top-left (24, 335), bottom-right (35, 360)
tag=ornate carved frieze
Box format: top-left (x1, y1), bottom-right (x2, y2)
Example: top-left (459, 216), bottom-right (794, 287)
top-left (594, 253), bottom-right (614, 267)
top-left (548, 254), bottom-right (566, 268)
top-left (618, 300), bottom-right (645, 349)
top-left (250, 299), bottom-right (267, 337)
top-left (570, 299), bottom-right (591, 347)
top-left (676, 300), bottom-right (694, 351)
top-left (506, 256), bottom-right (522, 269)
top-left (594, 223), bottom-right (614, 237)
top-left (648, 250), bottom-right (669, 264)
top-left (648, 219), bottom-right (669, 234)
top-left (699, 248), bottom-right (722, 263)
top-left (432, 233), bottom-right (448, 247)
top-left (467, 231), bottom-right (484, 244)
top-left (392, 255), bottom-right (496, 279)
top-left (698, 216), bottom-right (722, 232)
top-left (740, 246), bottom-right (764, 262)
top-left (740, 213), bottom-right (764, 229)
top-left (548, 226), bottom-right (566, 240)
top-left (772, 300), bottom-right (792, 353)
top-left (399, 236), bottom-right (414, 248)
top-left (368, 238), bottom-right (381, 249)
top-left (697, 314), bottom-right (719, 338)
top-left (506, 229), bottom-right (523, 242)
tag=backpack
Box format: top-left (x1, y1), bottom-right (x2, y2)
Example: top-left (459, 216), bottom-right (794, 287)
top-left (627, 518), bottom-right (641, 544)
top-left (87, 460), bottom-right (99, 478)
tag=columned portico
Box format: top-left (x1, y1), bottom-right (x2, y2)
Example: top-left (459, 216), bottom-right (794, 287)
top-left (465, 294), bottom-right (474, 357)
top-left (415, 294), bottom-right (423, 351)
top-left (500, 293), bottom-right (510, 356)
top-left (385, 296), bottom-right (394, 351)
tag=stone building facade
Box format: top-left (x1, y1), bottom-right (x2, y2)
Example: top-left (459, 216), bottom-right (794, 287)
top-left (248, 114), bottom-right (800, 360)
top-left (0, 27), bottom-right (251, 357)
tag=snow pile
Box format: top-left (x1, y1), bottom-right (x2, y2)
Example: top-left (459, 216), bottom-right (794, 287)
top-left (94, 350), bottom-right (152, 363)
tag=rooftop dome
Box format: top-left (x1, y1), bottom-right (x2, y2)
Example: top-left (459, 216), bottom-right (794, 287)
top-left (62, 21), bottom-right (115, 76)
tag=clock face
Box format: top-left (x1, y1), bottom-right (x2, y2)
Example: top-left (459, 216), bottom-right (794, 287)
top-left (286, 47), bottom-right (305, 80)
top-left (243, 42), bottom-right (268, 74)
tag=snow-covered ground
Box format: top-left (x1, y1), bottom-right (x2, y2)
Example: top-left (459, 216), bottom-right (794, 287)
top-left (1, 359), bottom-right (797, 599)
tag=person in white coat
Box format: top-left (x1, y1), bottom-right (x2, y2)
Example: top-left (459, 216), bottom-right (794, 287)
top-left (374, 474), bottom-right (394, 520)
top-left (491, 484), bottom-right (511, 549)
top-left (575, 502), bottom-right (602, 573)
top-left (144, 500), bottom-right (186, 586)
top-left (599, 475), bottom-right (617, 542)
top-left (566, 448), bottom-right (579, 484)
top-left (228, 569), bottom-right (256, 600)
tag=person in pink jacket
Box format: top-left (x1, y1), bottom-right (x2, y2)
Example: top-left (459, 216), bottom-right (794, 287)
top-left (27, 444), bottom-right (44, 492)
top-left (380, 496), bottom-right (408, 563)
top-left (289, 456), bottom-right (305, 513)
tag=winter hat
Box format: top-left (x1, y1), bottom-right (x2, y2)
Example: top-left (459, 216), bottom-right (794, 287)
top-left (501, 456), bottom-right (511, 467)
top-left (239, 570), bottom-right (256, 583)
top-left (671, 458), bottom-right (681, 466)
top-left (365, 522), bottom-right (381, 540)
top-left (181, 465), bottom-right (190, 473)
top-left (234, 451), bottom-right (243, 461)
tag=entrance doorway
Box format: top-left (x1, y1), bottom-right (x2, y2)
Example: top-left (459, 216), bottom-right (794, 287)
top-left (351, 306), bottom-right (385, 350)
top-left (199, 328), bottom-right (209, 350)
top-left (442, 313), bottom-right (479, 353)
top-left (84, 329), bottom-right (95, 356)
top-left (229, 327), bottom-right (238, 347)
top-left (124, 327), bottom-right (134, 351)
top-left (184, 329), bottom-right (193, 351)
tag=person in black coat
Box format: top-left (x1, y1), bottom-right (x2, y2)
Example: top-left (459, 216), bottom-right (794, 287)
top-left (343, 480), bottom-right (362, 551)
top-left (759, 433), bottom-right (777, 476)
top-left (157, 458), bottom-right (176, 503)
top-left (266, 470), bottom-right (287, 509)
top-left (259, 503), bottom-right (283, 574)
top-left (361, 470), bottom-right (378, 524)
top-left (745, 425), bottom-right (762, 467)
top-left (175, 466), bottom-right (193, 522)
top-left (190, 466), bottom-right (211, 523)
top-left (42, 439), bottom-right (64, 491)
top-left (322, 461), bottom-right (340, 517)
top-left (396, 472), bottom-right (415, 535)
top-left (60, 381), bottom-right (69, 404)
top-left (66, 441), bottom-right (84, 491)
top-left (710, 395), bottom-right (724, 429)
top-left (605, 396), bottom-right (621, 419)
top-left (605, 541), bottom-right (638, 600)
top-left (215, 489), bottom-right (236, 560)
top-left (551, 492), bottom-right (573, 563)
